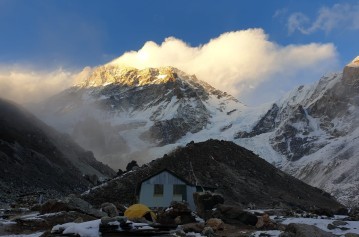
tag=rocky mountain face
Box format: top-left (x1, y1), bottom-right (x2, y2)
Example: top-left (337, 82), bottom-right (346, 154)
top-left (0, 98), bottom-right (115, 205)
top-left (34, 57), bottom-right (359, 207)
top-left (36, 65), bottom-right (243, 169)
top-left (235, 57), bottom-right (359, 207)
top-left (82, 140), bottom-right (344, 213)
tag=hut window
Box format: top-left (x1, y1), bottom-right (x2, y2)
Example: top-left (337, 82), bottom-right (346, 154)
top-left (173, 184), bottom-right (187, 201)
top-left (154, 184), bottom-right (164, 196)
top-left (173, 184), bottom-right (186, 195)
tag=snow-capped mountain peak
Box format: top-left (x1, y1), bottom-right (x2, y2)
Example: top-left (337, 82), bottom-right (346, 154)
top-left (39, 64), bottom-right (243, 169)
top-left (343, 56), bottom-right (359, 87)
top-left (79, 65), bottom-right (180, 88)
top-left (77, 65), bottom-right (224, 93)
top-left (348, 56), bottom-right (359, 66)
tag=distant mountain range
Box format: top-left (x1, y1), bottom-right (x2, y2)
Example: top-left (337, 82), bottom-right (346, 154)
top-left (0, 98), bottom-right (115, 204)
top-left (238, 57), bottom-right (359, 207)
top-left (32, 57), bottom-right (359, 207)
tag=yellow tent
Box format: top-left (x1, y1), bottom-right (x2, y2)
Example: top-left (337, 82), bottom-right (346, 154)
top-left (124, 204), bottom-right (157, 222)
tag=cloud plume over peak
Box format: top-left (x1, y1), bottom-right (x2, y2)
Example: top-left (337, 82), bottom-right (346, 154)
top-left (0, 29), bottom-right (338, 106)
top-left (109, 29), bottom-right (338, 104)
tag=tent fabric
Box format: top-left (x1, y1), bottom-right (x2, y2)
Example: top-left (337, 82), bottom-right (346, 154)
top-left (124, 204), bottom-right (157, 221)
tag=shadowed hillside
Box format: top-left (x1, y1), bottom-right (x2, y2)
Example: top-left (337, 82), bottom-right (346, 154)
top-left (83, 139), bottom-right (343, 212)
top-left (0, 98), bottom-right (115, 204)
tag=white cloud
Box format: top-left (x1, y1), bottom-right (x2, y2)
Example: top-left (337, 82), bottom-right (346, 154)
top-left (288, 12), bottom-right (310, 34)
top-left (0, 29), bottom-right (338, 106)
top-left (287, 3), bottom-right (359, 34)
top-left (0, 65), bottom-right (86, 104)
top-left (109, 29), bottom-right (338, 104)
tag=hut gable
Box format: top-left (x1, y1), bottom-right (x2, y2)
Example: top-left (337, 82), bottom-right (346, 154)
top-left (140, 169), bottom-right (194, 186)
top-left (137, 169), bottom-right (197, 210)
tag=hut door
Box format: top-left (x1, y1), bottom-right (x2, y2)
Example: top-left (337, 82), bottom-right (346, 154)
top-left (173, 184), bottom-right (187, 201)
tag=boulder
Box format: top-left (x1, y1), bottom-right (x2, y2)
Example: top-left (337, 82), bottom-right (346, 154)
top-left (327, 224), bottom-right (336, 230)
top-left (101, 216), bottom-right (127, 225)
top-left (213, 204), bottom-right (258, 226)
top-left (13, 211), bottom-right (96, 232)
top-left (256, 213), bottom-right (277, 229)
top-left (310, 208), bottom-right (334, 217)
top-left (205, 218), bottom-right (224, 231)
top-left (349, 207), bottom-right (359, 221)
top-left (114, 203), bottom-right (127, 216)
top-left (157, 202), bottom-right (195, 225)
top-left (280, 223), bottom-right (336, 237)
top-left (202, 226), bottom-right (215, 237)
top-left (327, 220), bottom-right (350, 231)
top-left (174, 215), bottom-right (196, 225)
top-left (40, 199), bottom-right (71, 214)
top-left (40, 194), bottom-right (106, 218)
top-left (101, 202), bottom-right (118, 217)
top-left (157, 213), bottom-right (176, 225)
top-left (193, 192), bottom-right (224, 219)
top-left (256, 217), bottom-right (265, 229)
top-left (175, 229), bottom-right (186, 237)
top-left (332, 220), bottom-right (348, 226)
top-left (181, 222), bottom-right (205, 233)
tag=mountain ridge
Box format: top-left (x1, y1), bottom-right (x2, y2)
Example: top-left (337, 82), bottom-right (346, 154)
top-left (36, 65), bottom-right (243, 169)
top-left (234, 57), bottom-right (359, 206)
top-left (0, 97), bottom-right (115, 204)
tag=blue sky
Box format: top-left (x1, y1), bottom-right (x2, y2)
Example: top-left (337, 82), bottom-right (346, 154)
top-left (1, 0), bottom-right (359, 105)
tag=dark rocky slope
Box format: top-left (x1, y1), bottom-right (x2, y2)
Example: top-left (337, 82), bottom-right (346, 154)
top-left (82, 140), bottom-right (344, 212)
top-left (0, 98), bottom-right (115, 205)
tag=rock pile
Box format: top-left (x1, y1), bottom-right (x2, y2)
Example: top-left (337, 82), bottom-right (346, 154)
top-left (193, 192), bottom-right (224, 219)
top-left (157, 202), bottom-right (195, 225)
